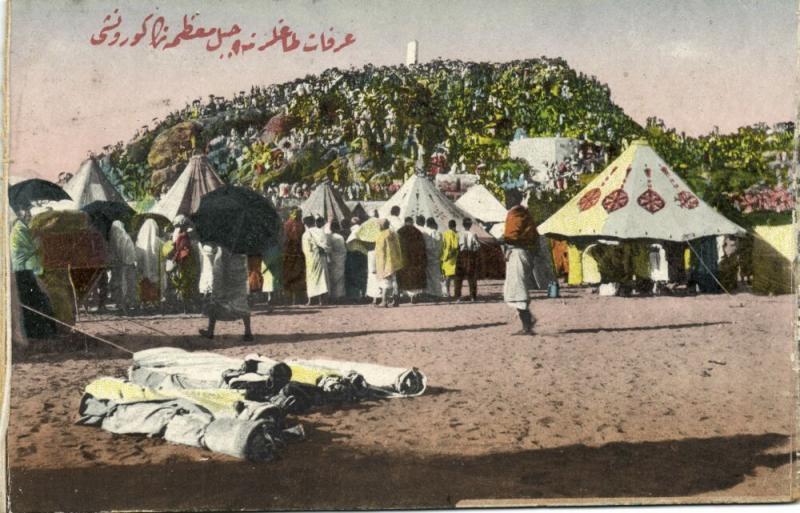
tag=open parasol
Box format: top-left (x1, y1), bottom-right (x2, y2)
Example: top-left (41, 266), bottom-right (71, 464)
top-left (192, 185), bottom-right (281, 255)
top-left (82, 200), bottom-right (136, 239)
top-left (10, 179), bottom-right (72, 214)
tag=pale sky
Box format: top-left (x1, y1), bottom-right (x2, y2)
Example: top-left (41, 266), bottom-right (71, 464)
top-left (8, 0), bottom-right (797, 180)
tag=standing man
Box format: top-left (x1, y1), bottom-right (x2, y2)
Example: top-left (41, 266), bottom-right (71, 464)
top-left (441, 219), bottom-right (459, 298)
top-left (345, 217), bottom-right (368, 301)
top-left (374, 219), bottom-right (404, 307)
top-left (302, 215), bottom-right (329, 305)
top-left (454, 218), bottom-right (480, 302)
top-left (282, 208), bottom-right (306, 305)
top-left (168, 216), bottom-right (200, 314)
top-left (199, 245), bottom-right (253, 341)
top-left (422, 217), bottom-right (444, 300)
top-left (109, 220), bottom-right (138, 315)
top-left (502, 190), bottom-right (538, 335)
top-left (327, 220), bottom-right (348, 302)
top-left (396, 216), bottom-right (427, 304)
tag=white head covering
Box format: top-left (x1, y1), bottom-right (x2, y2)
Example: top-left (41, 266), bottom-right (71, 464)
top-left (135, 219), bottom-right (163, 282)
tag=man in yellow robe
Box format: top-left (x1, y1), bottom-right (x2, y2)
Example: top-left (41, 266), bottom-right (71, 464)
top-left (374, 219), bottom-right (404, 307)
top-left (441, 220), bottom-right (459, 298)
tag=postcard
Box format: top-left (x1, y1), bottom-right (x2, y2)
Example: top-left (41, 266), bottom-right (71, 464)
top-left (2, 0), bottom-right (798, 511)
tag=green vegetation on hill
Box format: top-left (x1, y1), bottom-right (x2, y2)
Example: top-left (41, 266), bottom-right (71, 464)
top-left (93, 57), bottom-right (793, 220)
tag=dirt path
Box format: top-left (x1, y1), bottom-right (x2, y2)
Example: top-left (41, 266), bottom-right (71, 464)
top-left (7, 284), bottom-right (796, 510)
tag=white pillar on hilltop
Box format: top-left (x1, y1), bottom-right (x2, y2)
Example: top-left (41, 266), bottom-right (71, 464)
top-left (406, 40), bottom-right (418, 66)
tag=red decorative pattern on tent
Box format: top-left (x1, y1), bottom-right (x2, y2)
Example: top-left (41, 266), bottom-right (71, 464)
top-left (602, 189), bottom-right (629, 213)
top-left (659, 165), bottom-right (681, 190)
top-left (659, 165), bottom-right (699, 209)
top-left (578, 188), bottom-right (601, 211)
top-left (637, 189), bottom-right (665, 214)
top-left (636, 166), bottom-right (664, 213)
top-left (598, 166), bottom-right (618, 188)
top-left (676, 190), bottom-right (699, 209)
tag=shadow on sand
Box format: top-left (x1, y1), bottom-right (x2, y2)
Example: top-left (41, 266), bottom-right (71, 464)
top-left (561, 321), bottom-right (732, 335)
top-left (10, 432), bottom-right (790, 511)
top-left (14, 322), bottom-right (507, 363)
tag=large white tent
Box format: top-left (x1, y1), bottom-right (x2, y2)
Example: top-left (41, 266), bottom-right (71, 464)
top-left (378, 174), bottom-right (492, 240)
top-left (62, 157), bottom-right (125, 207)
top-left (150, 155), bottom-right (224, 221)
top-left (538, 140), bottom-right (744, 241)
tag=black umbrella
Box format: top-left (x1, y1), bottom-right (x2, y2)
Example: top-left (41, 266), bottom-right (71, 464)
top-left (81, 200), bottom-right (136, 239)
top-left (130, 212), bottom-right (173, 237)
top-left (9, 179), bottom-right (72, 214)
top-left (193, 185), bottom-right (281, 255)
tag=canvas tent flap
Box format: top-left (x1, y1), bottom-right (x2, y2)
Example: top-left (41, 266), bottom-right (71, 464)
top-left (752, 224), bottom-right (795, 295)
top-left (300, 182), bottom-right (352, 223)
top-left (150, 155), bottom-right (224, 221)
top-left (538, 140), bottom-right (745, 242)
top-left (63, 157), bottom-right (126, 208)
top-left (378, 175), bottom-right (492, 240)
top-left (455, 184), bottom-right (508, 224)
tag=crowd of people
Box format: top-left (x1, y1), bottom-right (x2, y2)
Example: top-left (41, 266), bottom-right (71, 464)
top-left (11, 197), bottom-right (544, 344)
top-left (277, 205), bottom-right (483, 310)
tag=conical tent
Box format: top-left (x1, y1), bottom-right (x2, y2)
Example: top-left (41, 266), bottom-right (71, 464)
top-left (300, 182), bottom-right (352, 223)
top-left (150, 155), bottom-right (224, 221)
top-left (62, 157), bottom-right (125, 207)
top-left (378, 174), bottom-right (492, 240)
top-left (455, 184), bottom-right (508, 224)
top-left (538, 140), bottom-right (745, 241)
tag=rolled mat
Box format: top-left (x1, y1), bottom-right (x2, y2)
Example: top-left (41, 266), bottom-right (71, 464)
top-left (85, 377), bottom-right (246, 418)
top-left (130, 348), bottom-right (292, 397)
top-left (287, 363), bottom-right (341, 386)
top-left (202, 418), bottom-right (277, 462)
top-left (241, 354), bottom-right (293, 394)
top-left (287, 358), bottom-right (427, 397)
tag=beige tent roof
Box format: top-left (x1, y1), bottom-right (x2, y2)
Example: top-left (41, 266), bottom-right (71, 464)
top-left (150, 155), bottom-right (224, 221)
top-left (378, 175), bottom-right (492, 240)
top-left (538, 140), bottom-right (745, 241)
top-left (455, 184), bottom-right (508, 224)
top-left (62, 157), bottom-right (125, 207)
top-left (300, 182), bottom-right (351, 223)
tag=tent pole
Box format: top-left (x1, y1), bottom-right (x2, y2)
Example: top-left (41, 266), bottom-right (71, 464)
top-left (686, 240), bottom-right (731, 295)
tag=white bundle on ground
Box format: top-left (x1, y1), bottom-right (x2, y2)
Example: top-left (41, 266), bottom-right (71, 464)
top-left (286, 358), bottom-right (427, 397)
top-left (129, 347), bottom-right (292, 400)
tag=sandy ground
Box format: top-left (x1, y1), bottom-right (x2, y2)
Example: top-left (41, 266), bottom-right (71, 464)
top-left (6, 282), bottom-right (797, 511)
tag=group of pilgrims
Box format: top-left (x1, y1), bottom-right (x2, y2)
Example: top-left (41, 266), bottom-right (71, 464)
top-left (11, 188), bottom-right (542, 343)
top-left (284, 205), bottom-right (481, 308)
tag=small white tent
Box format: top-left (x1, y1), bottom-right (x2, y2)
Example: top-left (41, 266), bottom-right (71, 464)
top-left (455, 184), bottom-right (508, 224)
top-left (150, 155), bottom-right (224, 221)
top-left (300, 182), bottom-right (351, 223)
top-left (63, 157), bottom-right (125, 207)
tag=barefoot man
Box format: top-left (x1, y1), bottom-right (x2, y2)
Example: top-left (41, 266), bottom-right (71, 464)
top-left (502, 190), bottom-right (538, 335)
